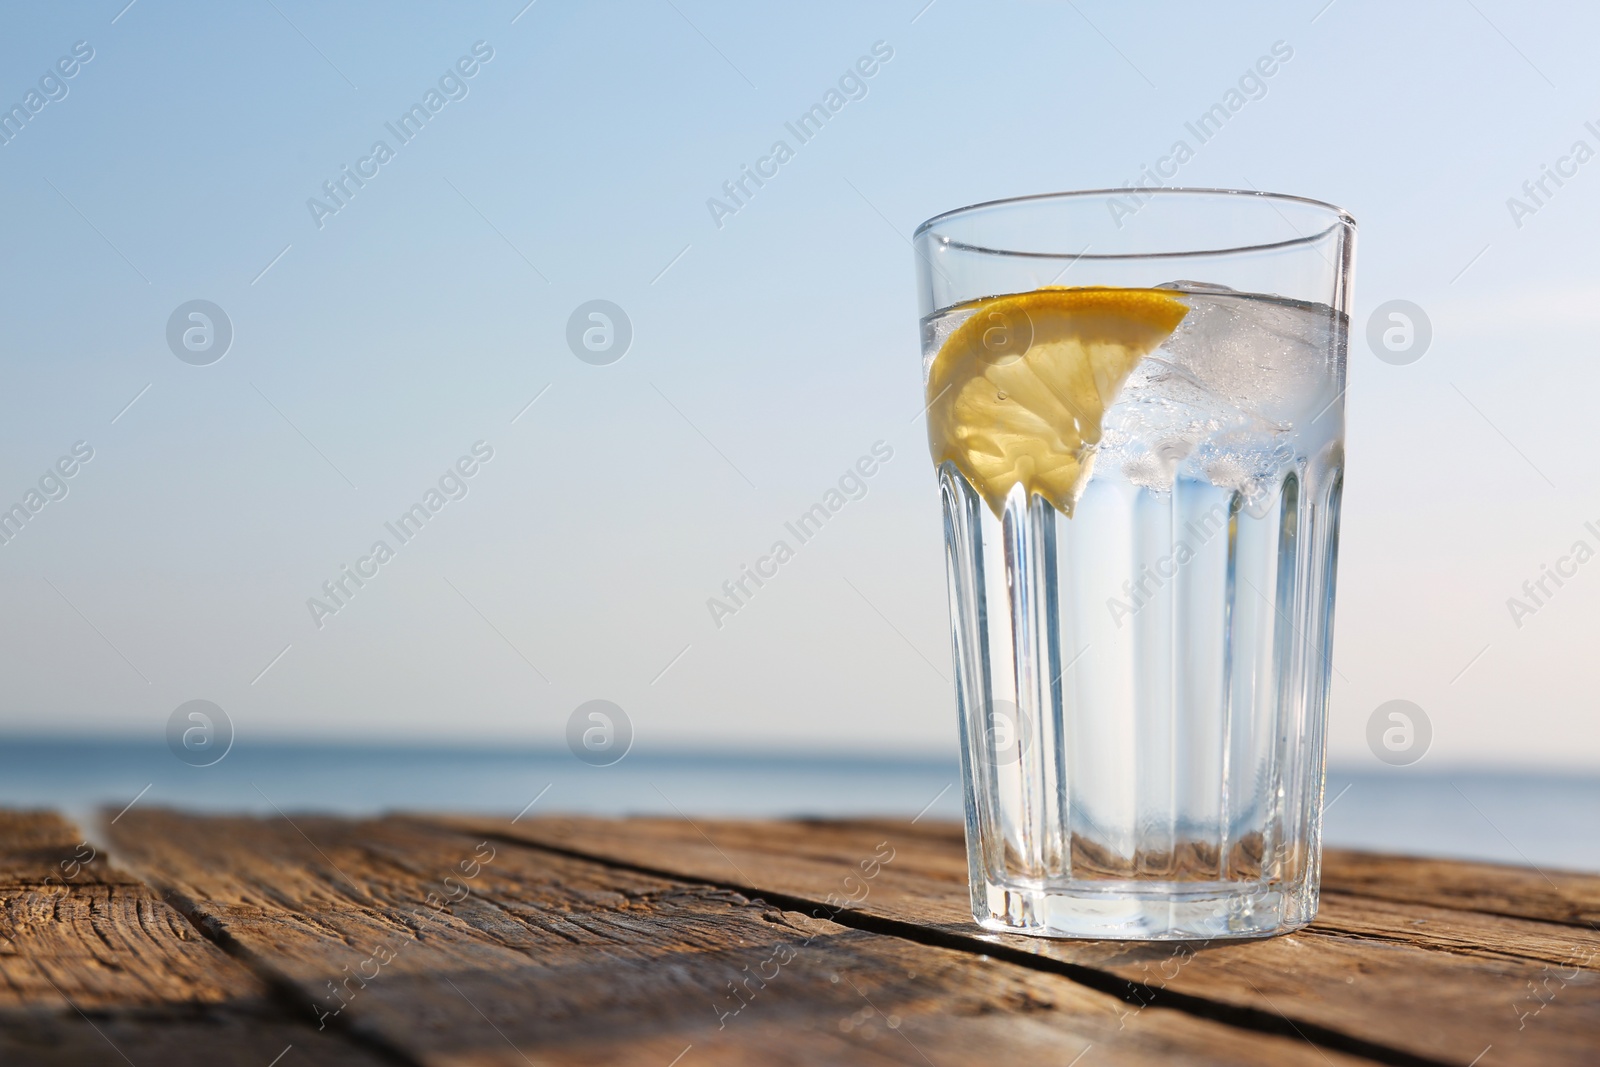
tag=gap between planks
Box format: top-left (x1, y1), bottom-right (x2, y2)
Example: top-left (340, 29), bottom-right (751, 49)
top-left (101, 810), bottom-right (1377, 1067)
top-left (437, 814), bottom-right (1600, 1067)
top-left (418, 817), bottom-right (1464, 1067)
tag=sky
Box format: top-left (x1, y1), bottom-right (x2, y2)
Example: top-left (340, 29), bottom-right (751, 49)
top-left (0, 0), bottom-right (1597, 770)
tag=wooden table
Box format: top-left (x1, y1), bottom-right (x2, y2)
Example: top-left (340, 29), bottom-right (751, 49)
top-left (1, 809), bottom-right (1596, 1065)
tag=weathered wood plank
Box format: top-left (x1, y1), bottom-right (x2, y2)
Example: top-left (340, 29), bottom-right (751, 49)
top-left (2, 882), bottom-right (258, 1010)
top-left (438, 814), bottom-right (1600, 1067)
top-left (106, 809), bottom-right (1377, 1067)
top-left (0, 809), bottom-right (138, 886)
top-left (1322, 849), bottom-right (1600, 929)
top-left (1315, 891), bottom-right (1600, 970)
top-left (812, 821), bottom-right (1600, 930)
top-left (0, 811), bottom-right (395, 1066)
top-left (0, 1008), bottom-right (392, 1067)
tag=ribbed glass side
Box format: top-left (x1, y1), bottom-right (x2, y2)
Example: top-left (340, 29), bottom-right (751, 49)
top-left (941, 445), bottom-right (1344, 939)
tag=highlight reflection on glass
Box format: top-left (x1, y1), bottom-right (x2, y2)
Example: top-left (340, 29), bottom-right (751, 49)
top-left (916, 189), bottom-right (1356, 940)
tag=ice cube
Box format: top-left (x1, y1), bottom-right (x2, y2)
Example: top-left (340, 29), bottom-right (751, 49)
top-left (1155, 287), bottom-right (1342, 426)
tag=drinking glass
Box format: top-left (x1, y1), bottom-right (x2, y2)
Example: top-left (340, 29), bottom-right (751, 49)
top-left (915, 189), bottom-right (1355, 939)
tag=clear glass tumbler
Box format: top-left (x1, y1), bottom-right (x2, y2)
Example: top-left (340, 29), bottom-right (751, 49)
top-left (915, 189), bottom-right (1355, 939)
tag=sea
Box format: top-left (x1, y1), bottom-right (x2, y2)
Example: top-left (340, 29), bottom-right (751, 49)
top-left (1, 739), bottom-right (1594, 873)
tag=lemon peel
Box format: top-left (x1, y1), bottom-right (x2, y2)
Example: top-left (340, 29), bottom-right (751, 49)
top-left (926, 287), bottom-right (1188, 516)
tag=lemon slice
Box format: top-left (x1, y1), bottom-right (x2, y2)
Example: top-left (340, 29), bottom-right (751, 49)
top-left (926, 287), bottom-right (1188, 517)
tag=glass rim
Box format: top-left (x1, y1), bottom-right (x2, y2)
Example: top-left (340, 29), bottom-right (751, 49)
top-left (914, 187), bottom-right (1356, 262)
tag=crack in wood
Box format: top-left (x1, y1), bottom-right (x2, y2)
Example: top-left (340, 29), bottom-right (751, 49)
top-left (460, 824), bottom-right (1462, 1067)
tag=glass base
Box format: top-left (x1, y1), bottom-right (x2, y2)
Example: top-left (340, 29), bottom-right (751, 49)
top-left (975, 877), bottom-right (1317, 941)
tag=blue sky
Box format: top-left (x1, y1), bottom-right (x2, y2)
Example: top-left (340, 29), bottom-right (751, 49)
top-left (0, 0), bottom-right (1597, 769)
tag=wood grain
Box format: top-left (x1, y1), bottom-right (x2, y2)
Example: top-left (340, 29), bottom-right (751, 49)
top-left (811, 821), bottom-right (1600, 929)
top-left (0, 809), bottom-right (136, 887)
top-left (0, 811), bottom-right (396, 1066)
top-left (9, 807), bottom-right (1597, 1066)
top-left (433, 813), bottom-right (1600, 1067)
top-left (105, 809), bottom-right (1377, 1067)
top-left (1322, 848), bottom-right (1600, 929)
